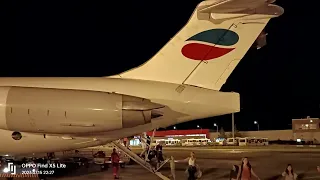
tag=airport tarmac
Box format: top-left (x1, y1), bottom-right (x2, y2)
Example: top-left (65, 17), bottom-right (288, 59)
top-left (46, 148), bottom-right (320, 180)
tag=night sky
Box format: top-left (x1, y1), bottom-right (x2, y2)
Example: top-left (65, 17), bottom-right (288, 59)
top-left (1, 0), bottom-right (319, 132)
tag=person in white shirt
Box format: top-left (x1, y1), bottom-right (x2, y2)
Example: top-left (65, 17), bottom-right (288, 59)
top-left (169, 156), bottom-right (176, 180)
top-left (282, 164), bottom-right (298, 180)
top-left (177, 152), bottom-right (197, 180)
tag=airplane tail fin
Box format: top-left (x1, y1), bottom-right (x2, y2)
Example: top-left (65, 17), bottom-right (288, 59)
top-left (110, 0), bottom-right (284, 90)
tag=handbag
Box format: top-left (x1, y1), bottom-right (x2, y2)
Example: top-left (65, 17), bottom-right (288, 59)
top-left (195, 164), bottom-right (202, 178)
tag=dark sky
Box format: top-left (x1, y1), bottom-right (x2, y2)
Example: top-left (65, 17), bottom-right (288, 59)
top-left (1, 0), bottom-right (319, 132)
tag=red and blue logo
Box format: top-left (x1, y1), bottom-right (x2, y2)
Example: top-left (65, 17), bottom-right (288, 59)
top-left (181, 29), bottom-right (239, 61)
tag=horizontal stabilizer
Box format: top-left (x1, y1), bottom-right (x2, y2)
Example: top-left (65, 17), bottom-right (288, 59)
top-left (199, 0), bottom-right (267, 13)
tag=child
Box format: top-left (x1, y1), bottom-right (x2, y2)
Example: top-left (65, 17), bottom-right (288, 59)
top-left (230, 165), bottom-right (239, 180)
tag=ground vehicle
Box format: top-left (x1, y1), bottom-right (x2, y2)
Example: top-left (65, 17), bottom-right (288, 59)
top-left (226, 138), bottom-right (240, 146)
top-left (181, 138), bottom-right (211, 146)
top-left (93, 151), bottom-right (109, 171)
top-left (239, 137), bottom-right (269, 146)
top-left (93, 151), bottom-right (127, 171)
top-left (61, 157), bottom-right (90, 169)
top-left (239, 138), bottom-right (248, 146)
top-left (151, 139), bottom-right (166, 146)
top-left (68, 157), bottom-right (90, 168)
top-left (256, 138), bottom-right (269, 146)
top-left (164, 139), bottom-right (180, 146)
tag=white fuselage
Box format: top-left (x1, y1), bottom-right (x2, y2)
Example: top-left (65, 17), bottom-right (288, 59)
top-left (0, 77), bottom-right (239, 156)
top-left (1, 0), bottom-right (285, 156)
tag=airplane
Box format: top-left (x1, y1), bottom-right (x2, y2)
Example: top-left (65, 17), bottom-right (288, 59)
top-left (0, 0), bottom-right (283, 157)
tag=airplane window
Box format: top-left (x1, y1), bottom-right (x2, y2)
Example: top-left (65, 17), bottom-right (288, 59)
top-left (12, 131), bottom-right (22, 140)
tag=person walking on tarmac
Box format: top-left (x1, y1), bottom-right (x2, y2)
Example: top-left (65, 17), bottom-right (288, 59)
top-left (177, 152), bottom-right (198, 180)
top-left (281, 164), bottom-right (297, 180)
top-left (111, 148), bottom-right (120, 179)
top-left (229, 165), bottom-right (239, 180)
top-left (237, 157), bottom-right (260, 180)
top-left (156, 142), bottom-right (163, 152)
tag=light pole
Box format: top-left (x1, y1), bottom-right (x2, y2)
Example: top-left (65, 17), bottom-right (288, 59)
top-left (214, 123), bottom-right (218, 133)
top-left (232, 113), bottom-right (235, 140)
top-left (254, 121), bottom-right (259, 131)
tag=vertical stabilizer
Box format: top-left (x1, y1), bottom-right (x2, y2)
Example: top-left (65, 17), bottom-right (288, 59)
top-left (110, 0), bottom-right (284, 90)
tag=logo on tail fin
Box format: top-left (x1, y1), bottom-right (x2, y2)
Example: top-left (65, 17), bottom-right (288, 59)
top-left (181, 29), bottom-right (239, 61)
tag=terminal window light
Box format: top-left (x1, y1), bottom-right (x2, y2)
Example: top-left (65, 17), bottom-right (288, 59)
top-left (295, 124), bottom-right (317, 130)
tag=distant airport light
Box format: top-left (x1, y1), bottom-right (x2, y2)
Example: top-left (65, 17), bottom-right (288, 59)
top-left (254, 121), bottom-right (259, 131)
top-left (197, 125), bottom-right (200, 128)
top-left (213, 123), bottom-right (218, 132)
top-left (173, 126), bottom-right (176, 130)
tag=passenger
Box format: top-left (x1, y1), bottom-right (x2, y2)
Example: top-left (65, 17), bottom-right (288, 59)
top-left (178, 152), bottom-right (197, 180)
top-left (156, 143), bottom-right (164, 169)
top-left (139, 135), bottom-right (150, 159)
top-left (156, 142), bottom-right (163, 152)
top-left (229, 165), bottom-right (239, 180)
top-left (146, 135), bottom-right (151, 152)
top-left (281, 164), bottom-right (297, 180)
top-left (123, 138), bottom-right (128, 147)
top-left (111, 148), bottom-right (120, 179)
top-left (237, 157), bottom-right (260, 180)
top-left (147, 146), bottom-right (157, 169)
top-left (317, 166), bottom-right (320, 173)
top-left (169, 156), bottom-right (176, 180)
top-left (148, 146), bottom-right (157, 161)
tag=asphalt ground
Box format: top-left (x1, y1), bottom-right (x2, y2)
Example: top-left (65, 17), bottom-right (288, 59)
top-left (39, 147), bottom-right (320, 180)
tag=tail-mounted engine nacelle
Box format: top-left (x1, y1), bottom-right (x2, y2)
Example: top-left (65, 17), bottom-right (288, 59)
top-left (0, 87), bottom-right (165, 134)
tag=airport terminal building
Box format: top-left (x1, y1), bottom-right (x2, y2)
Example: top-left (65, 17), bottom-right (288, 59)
top-left (128, 117), bottom-right (320, 146)
top-left (129, 129), bottom-right (210, 146)
top-left (292, 117), bottom-right (320, 142)
top-left (209, 117), bottom-right (320, 142)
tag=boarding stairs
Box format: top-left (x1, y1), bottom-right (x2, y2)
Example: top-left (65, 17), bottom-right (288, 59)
top-left (112, 129), bottom-right (171, 180)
